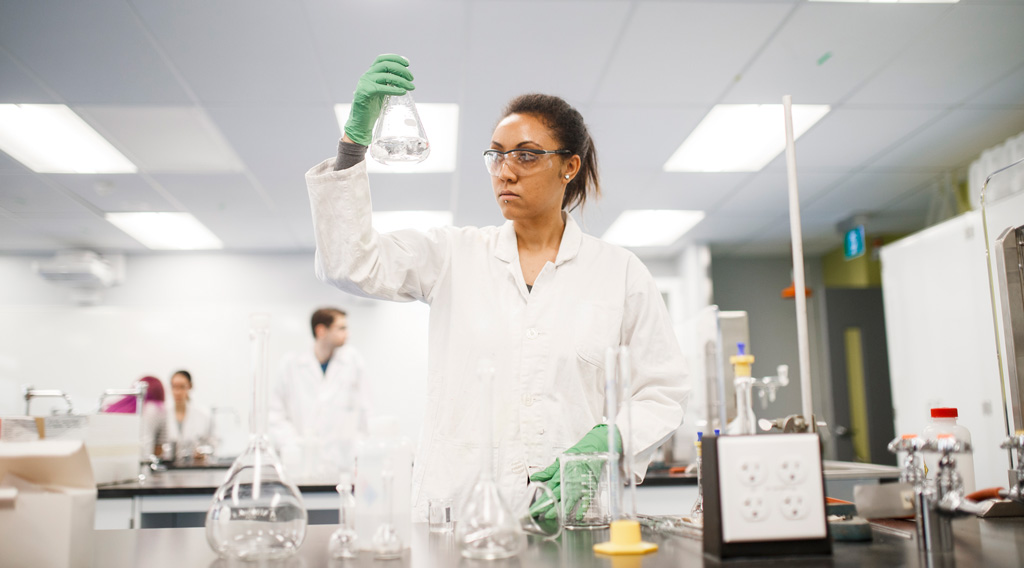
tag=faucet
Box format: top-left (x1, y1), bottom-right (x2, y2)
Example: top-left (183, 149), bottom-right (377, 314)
top-left (912, 435), bottom-right (985, 552)
top-left (755, 364), bottom-right (790, 409)
top-left (22, 385), bottom-right (75, 415)
top-left (888, 434), bottom-right (926, 486)
top-left (998, 430), bottom-right (1024, 504)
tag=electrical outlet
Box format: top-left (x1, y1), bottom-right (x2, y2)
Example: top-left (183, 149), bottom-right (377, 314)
top-left (715, 434), bottom-right (827, 543)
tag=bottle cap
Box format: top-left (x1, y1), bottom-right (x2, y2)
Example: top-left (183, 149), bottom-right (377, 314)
top-left (901, 433), bottom-right (918, 439)
top-left (931, 408), bottom-right (958, 418)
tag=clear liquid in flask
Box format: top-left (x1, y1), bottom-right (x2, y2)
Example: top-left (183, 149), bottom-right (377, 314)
top-left (370, 92), bottom-right (430, 165)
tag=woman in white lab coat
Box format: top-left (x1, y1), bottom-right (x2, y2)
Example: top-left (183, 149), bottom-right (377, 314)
top-left (306, 55), bottom-right (689, 520)
top-left (167, 370), bottom-right (211, 462)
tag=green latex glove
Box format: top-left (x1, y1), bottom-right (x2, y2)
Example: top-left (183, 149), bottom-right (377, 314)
top-left (529, 424), bottom-right (622, 521)
top-left (343, 54), bottom-right (416, 146)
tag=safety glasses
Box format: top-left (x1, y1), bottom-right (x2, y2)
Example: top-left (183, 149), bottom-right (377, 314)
top-left (482, 148), bottom-right (571, 177)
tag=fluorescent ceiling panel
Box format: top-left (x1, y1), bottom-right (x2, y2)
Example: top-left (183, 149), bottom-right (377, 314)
top-left (602, 210), bottom-right (706, 247)
top-left (664, 104), bottom-right (831, 173)
top-left (334, 103), bottom-right (459, 173)
top-left (82, 106), bottom-right (244, 172)
top-left (372, 210), bottom-right (453, 233)
top-left (106, 212), bottom-right (223, 250)
top-left (0, 104), bottom-right (136, 173)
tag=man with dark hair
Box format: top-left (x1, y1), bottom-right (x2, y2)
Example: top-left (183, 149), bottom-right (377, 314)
top-left (268, 306), bottom-right (369, 476)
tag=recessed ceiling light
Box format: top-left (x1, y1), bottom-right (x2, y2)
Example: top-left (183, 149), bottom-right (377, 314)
top-left (602, 210), bottom-right (706, 248)
top-left (372, 210), bottom-right (453, 233)
top-left (334, 103), bottom-right (459, 173)
top-left (0, 104), bottom-right (137, 173)
top-left (664, 104), bottom-right (830, 173)
top-left (106, 212), bottom-right (223, 250)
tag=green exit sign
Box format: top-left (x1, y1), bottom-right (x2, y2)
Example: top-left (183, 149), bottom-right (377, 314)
top-left (845, 225), bottom-right (865, 260)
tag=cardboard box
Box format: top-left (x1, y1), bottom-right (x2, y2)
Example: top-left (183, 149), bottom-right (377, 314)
top-left (0, 440), bottom-right (97, 568)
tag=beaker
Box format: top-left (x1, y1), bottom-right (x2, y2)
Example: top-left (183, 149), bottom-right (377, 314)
top-left (369, 92), bottom-right (430, 165)
top-left (560, 452), bottom-right (612, 530)
top-left (205, 314), bottom-right (308, 560)
top-left (455, 360), bottom-right (526, 559)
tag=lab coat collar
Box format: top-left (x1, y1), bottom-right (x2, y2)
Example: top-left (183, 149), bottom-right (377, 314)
top-left (493, 212), bottom-right (583, 267)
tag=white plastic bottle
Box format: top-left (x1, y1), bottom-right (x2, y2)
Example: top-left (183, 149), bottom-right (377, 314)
top-left (921, 407), bottom-right (976, 494)
top-left (353, 416), bottom-right (413, 551)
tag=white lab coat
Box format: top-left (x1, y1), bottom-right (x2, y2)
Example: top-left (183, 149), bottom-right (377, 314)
top-left (268, 344), bottom-right (370, 472)
top-left (306, 158), bottom-right (689, 520)
top-left (166, 403), bottom-right (212, 459)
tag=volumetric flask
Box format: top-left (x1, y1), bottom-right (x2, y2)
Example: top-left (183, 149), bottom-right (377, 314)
top-left (370, 92), bottom-right (430, 165)
top-left (560, 452), bottom-right (612, 530)
top-left (205, 314), bottom-right (308, 560)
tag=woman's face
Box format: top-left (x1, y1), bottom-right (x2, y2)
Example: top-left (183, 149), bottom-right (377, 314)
top-left (488, 113), bottom-right (580, 221)
top-left (171, 374), bottom-right (191, 405)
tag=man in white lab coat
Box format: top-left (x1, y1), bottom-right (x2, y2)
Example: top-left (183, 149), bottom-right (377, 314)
top-left (268, 307), bottom-right (370, 476)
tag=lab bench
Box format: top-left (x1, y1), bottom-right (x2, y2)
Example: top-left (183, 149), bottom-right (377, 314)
top-left (95, 460), bottom-right (900, 530)
top-left (92, 518), bottom-right (1024, 567)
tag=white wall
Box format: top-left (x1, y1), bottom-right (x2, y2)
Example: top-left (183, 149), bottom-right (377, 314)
top-left (0, 253), bottom-right (429, 445)
top-left (880, 189), bottom-right (1024, 491)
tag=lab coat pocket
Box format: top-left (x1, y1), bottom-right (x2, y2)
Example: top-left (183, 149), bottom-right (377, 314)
top-left (573, 302), bottom-right (623, 368)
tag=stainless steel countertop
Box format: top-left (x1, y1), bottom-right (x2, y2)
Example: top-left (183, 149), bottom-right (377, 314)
top-left (92, 518), bottom-right (1024, 567)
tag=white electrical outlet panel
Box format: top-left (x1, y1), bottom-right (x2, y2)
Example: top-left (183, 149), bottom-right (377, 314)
top-left (717, 434), bottom-right (826, 543)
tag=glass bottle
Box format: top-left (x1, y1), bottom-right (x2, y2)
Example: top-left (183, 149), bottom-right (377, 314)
top-left (328, 472), bottom-right (360, 559)
top-left (369, 92), bottom-right (430, 165)
top-left (690, 433), bottom-right (704, 525)
top-left (372, 466), bottom-right (403, 560)
top-left (205, 314), bottom-right (308, 561)
top-left (456, 360), bottom-right (526, 559)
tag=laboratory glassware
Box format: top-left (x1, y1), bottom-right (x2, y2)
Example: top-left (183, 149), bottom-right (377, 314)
top-left (690, 432), bottom-right (704, 525)
top-left (328, 472), bottom-right (360, 559)
top-left (205, 314), bottom-right (308, 561)
top-left (372, 467), bottom-right (403, 560)
top-left (428, 498), bottom-right (454, 533)
top-left (455, 360), bottom-right (526, 559)
top-left (560, 452), bottom-right (612, 529)
top-left (354, 416), bottom-right (413, 549)
top-left (519, 481), bottom-right (562, 539)
top-left (369, 92), bottom-right (430, 165)
top-left (728, 343), bottom-right (757, 436)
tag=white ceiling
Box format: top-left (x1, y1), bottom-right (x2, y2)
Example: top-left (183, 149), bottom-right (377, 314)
top-left (1, 0), bottom-right (1022, 257)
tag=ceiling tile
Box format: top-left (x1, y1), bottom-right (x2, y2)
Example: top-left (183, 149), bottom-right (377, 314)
top-left (967, 61), bottom-right (1024, 106)
top-left (188, 213), bottom-right (298, 251)
top-left (715, 171), bottom-right (847, 215)
top-left (0, 0), bottom-right (191, 104)
top-left (466, 1), bottom-right (633, 103)
top-left (804, 172), bottom-right (936, 217)
top-left (588, 105), bottom-right (711, 170)
top-left (725, 3), bottom-right (949, 104)
top-left (80, 106), bottom-right (244, 172)
top-left (0, 174), bottom-right (95, 216)
top-left (868, 107), bottom-right (1024, 171)
top-left (0, 220), bottom-right (66, 251)
top-left (46, 174), bottom-right (177, 213)
top-left (847, 4), bottom-right (1024, 106)
top-left (0, 151), bottom-right (30, 174)
top-left (595, 2), bottom-right (794, 105)
top-left (0, 48), bottom-right (58, 103)
top-left (301, 0), bottom-right (469, 104)
top-left (783, 107), bottom-right (944, 171)
top-left (151, 173), bottom-right (272, 215)
top-left (131, 0), bottom-right (329, 104)
top-left (20, 216), bottom-right (147, 250)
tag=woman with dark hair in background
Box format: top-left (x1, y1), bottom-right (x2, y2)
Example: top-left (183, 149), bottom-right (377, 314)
top-left (167, 370), bottom-right (212, 463)
top-left (305, 54), bottom-right (689, 520)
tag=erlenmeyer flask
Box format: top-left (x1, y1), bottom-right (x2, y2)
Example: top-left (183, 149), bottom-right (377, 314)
top-left (370, 92), bottom-right (430, 165)
top-left (206, 314), bottom-right (308, 560)
top-left (455, 360), bottom-right (526, 559)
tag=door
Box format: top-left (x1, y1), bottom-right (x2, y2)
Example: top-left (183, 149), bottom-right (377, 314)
top-left (825, 288), bottom-right (897, 465)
